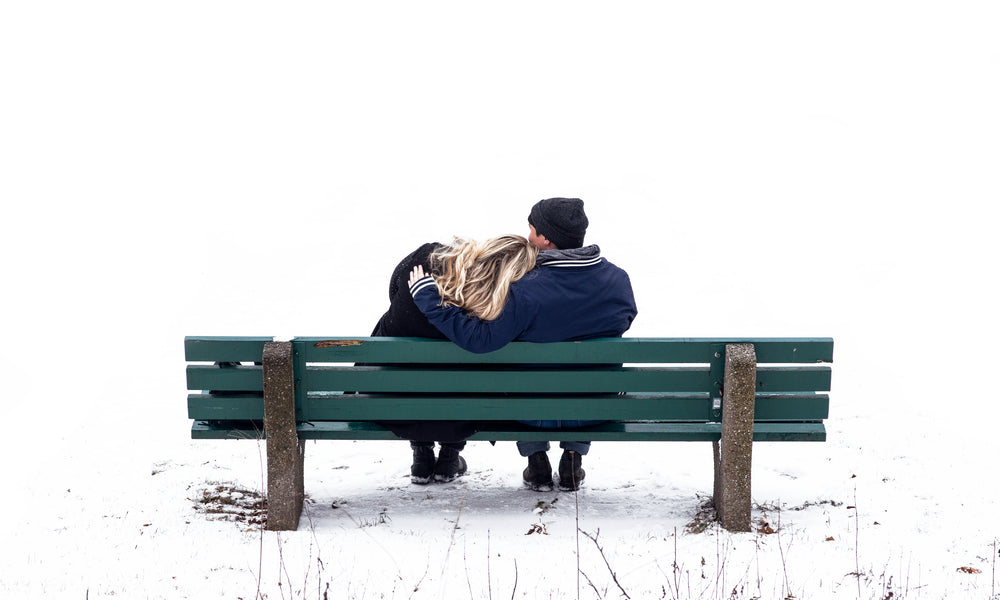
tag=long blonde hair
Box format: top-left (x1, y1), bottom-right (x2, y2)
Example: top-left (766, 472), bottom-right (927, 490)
top-left (430, 235), bottom-right (538, 321)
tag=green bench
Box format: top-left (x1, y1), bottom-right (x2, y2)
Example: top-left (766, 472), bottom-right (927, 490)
top-left (185, 336), bottom-right (833, 531)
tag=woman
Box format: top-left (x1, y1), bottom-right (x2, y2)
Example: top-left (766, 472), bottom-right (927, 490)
top-left (371, 235), bottom-right (538, 484)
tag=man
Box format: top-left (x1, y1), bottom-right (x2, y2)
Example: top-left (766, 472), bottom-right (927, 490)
top-left (408, 198), bottom-right (638, 491)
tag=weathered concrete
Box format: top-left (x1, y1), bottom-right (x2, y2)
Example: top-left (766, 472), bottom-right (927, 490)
top-left (714, 343), bottom-right (756, 532)
top-left (712, 439), bottom-right (723, 516)
top-left (263, 341), bottom-right (304, 531)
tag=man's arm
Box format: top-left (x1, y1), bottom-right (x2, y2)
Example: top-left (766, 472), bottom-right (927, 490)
top-left (408, 269), bottom-right (524, 354)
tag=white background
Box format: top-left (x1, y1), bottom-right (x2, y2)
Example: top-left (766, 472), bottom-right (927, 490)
top-left (2, 2), bottom-right (998, 598)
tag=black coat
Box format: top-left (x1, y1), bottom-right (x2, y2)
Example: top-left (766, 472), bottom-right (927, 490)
top-left (371, 243), bottom-right (447, 338)
top-left (370, 242), bottom-right (480, 444)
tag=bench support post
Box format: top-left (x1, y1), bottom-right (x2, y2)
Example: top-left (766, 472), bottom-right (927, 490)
top-left (263, 341), bottom-right (304, 531)
top-left (713, 343), bottom-right (756, 532)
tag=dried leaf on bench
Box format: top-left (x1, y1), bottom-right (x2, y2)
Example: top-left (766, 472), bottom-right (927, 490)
top-left (314, 340), bottom-right (365, 348)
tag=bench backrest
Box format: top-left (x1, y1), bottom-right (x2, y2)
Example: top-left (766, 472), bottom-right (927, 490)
top-left (186, 336), bottom-right (832, 437)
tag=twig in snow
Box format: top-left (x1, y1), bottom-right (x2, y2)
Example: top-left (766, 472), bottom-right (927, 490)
top-left (510, 558), bottom-right (518, 600)
top-left (580, 529), bottom-right (630, 599)
top-left (580, 567), bottom-right (603, 600)
top-left (755, 527), bottom-right (763, 598)
top-left (408, 559), bottom-right (430, 600)
top-left (463, 539), bottom-right (474, 600)
top-left (776, 509), bottom-right (792, 598)
top-left (715, 526), bottom-right (723, 597)
top-left (668, 528), bottom-right (680, 600)
top-left (575, 486), bottom-right (581, 600)
top-left (441, 487), bottom-right (469, 580)
top-left (301, 498), bottom-right (326, 600)
top-left (993, 538), bottom-right (997, 600)
top-left (854, 485), bottom-right (861, 597)
top-left (336, 504), bottom-right (404, 580)
top-left (254, 430), bottom-right (265, 600)
top-left (276, 532), bottom-right (295, 600)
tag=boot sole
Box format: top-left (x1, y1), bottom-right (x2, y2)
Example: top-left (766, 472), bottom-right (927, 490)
top-left (557, 479), bottom-right (584, 491)
top-left (523, 479), bottom-right (555, 492)
top-left (433, 457), bottom-right (468, 482)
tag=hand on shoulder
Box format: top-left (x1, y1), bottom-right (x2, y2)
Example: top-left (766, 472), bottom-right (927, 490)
top-left (408, 265), bottom-right (426, 287)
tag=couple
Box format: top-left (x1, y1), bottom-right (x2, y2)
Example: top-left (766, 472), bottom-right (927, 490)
top-left (371, 198), bottom-right (638, 492)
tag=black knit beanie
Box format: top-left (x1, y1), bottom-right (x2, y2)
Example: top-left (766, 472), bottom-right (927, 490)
top-left (527, 198), bottom-right (589, 249)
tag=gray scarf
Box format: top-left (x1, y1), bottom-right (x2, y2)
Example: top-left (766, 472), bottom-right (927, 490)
top-left (536, 244), bottom-right (601, 266)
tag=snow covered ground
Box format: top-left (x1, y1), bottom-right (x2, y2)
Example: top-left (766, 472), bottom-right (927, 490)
top-left (2, 2), bottom-right (998, 598)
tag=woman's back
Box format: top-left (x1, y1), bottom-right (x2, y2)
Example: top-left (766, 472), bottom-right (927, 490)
top-left (371, 242), bottom-right (447, 338)
top-left (373, 235), bottom-right (537, 339)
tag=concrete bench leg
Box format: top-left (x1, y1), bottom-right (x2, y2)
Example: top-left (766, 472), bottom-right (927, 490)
top-left (263, 341), bottom-right (304, 531)
top-left (712, 343), bottom-right (756, 532)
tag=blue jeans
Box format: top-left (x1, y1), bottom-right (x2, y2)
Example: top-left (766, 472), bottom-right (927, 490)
top-left (516, 419), bottom-right (604, 457)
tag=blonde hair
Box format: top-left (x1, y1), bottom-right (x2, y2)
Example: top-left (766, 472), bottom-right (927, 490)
top-left (430, 235), bottom-right (538, 321)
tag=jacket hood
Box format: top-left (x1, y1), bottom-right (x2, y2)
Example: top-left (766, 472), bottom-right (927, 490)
top-left (536, 244), bottom-right (601, 266)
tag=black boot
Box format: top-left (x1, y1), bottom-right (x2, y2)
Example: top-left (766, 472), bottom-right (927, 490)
top-left (434, 445), bottom-right (468, 482)
top-left (522, 451), bottom-right (554, 492)
top-left (410, 445), bottom-right (435, 484)
top-left (558, 450), bottom-right (585, 491)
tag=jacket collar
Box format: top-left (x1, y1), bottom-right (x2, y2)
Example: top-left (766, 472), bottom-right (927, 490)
top-left (536, 244), bottom-right (602, 268)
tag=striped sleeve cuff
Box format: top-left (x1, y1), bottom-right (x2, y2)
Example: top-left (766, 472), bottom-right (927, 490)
top-left (408, 275), bottom-right (437, 297)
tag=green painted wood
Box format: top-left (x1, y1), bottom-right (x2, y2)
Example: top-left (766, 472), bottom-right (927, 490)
top-left (748, 341), bottom-right (833, 364)
top-left (293, 337), bottom-right (833, 365)
top-left (298, 392), bottom-right (828, 421)
top-left (187, 336), bottom-right (833, 445)
top-left (304, 365), bottom-right (829, 395)
top-left (303, 366), bottom-right (712, 394)
top-left (188, 393), bottom-right (264, 420)
top-left (753, 394), bottom-right (829, 420)
top-left (191, 420), bottom-right (265, 440)
top-left (186, 364), bottom-right (828, 395)
top-left (192, 420), bottom-right (825, 442)
top-left (473, 422), bottom-right (825, 443)
top-left (303, 393), bottom-right (715, 421)
top-left (755, 366), bottom-right (832, 392)
top-left (189, 391), bottom-right (828, 422)
top-left (184, 336), bottom-right (273, 362)
top-left (293, 343), bottom-right (308, 422)
top-left (186, 364), bottom-right (263, 392)
top-left (753, 422), bottom-right (826, 442)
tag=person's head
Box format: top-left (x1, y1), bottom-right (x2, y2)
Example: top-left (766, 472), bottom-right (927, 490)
top-left (430, 235), bottom-right (538, 321)
top-left (527, 197), bottom-right (589, 250)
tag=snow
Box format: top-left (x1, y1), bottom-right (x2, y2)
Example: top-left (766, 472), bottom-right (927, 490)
top-left (2, 1), bottom-right (999, 598)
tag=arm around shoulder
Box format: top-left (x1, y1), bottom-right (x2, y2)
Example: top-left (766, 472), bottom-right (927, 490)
top-left (410, 278), bottom-right (524, 353)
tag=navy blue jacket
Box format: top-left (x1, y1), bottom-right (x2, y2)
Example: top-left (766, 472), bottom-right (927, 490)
top-left (410, 245), bottom-right (637, 353)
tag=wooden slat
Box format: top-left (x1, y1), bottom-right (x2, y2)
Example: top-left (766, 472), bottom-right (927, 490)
top-left (756, 366), bottom-right (832, 392)
top-left (183, 336), bottom-right (835, 366)
top-left (189, 391), bottom-right (828, 423)
top-left (293, 337), bottom-right (834, 365)
top-left (188, 393), bottom-right (264, 420)
top-left (469, 422), bottom-right (825, 442)
top-left (191, 420), bottom-right (826, 442)
top-left (186, 364), bottom-right (263, 392)
top-left (191, 420), bottom-right (265, 440)
top-left (300, 365), bottom-right (830, 395)
top-left (751, 341), bottom-right (833, 364)
top-left (184, 336), bottom-right (273, 362)
top-left (753, 394), bottom-right (829, 420)
top-left (303, 366), bottom-right (712, 394)
top-left (302, 393), bottom-right (716, 421)
top-left (750, 422), bottom-right (826, 442)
